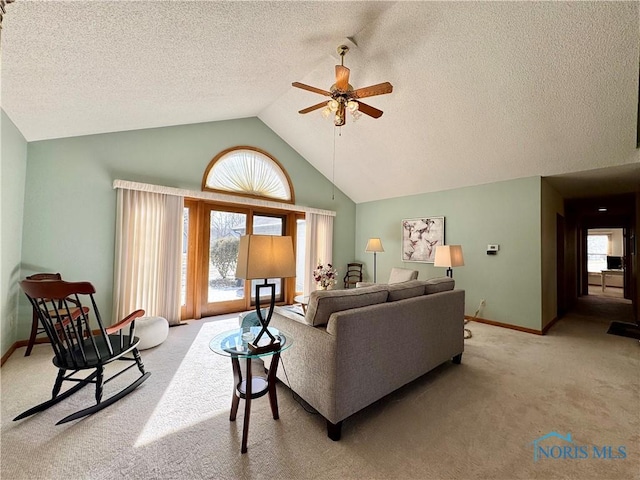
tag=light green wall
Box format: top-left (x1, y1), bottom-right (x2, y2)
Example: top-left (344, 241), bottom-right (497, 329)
top-left (21, 117), bottom-right (355, 338)
top-left (541, 179), bottom-right (564, 329)
top-left (1, 110), bottom-right (28, 357)
top-left (356, 177), bottom-right (543, 331)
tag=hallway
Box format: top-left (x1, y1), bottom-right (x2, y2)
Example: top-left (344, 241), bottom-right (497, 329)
top-left (575, 288), bottom-right (634, 324)
top-left (587, 285), bottom-right (625, 299)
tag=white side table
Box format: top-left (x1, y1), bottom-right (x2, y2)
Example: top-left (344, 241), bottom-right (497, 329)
top-left (600, 269), bottom-right (623, 292)
top-left (293, 295), bottom-right (309, 314)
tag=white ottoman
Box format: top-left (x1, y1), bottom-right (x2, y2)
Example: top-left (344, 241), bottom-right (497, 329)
top-left (135, 316), bottom-right (169, 350)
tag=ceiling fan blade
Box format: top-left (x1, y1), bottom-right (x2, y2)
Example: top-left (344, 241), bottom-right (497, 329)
top-left (353, 82), bottom-right (393, 99)
top-left (335, 65), bottom-right (350, 91)
top-left (298, 101), bottom-right (328, 114)
top-left (292, 82), bottom-right (331, 97)
top-left (356, 101), bottom-right (384, 119)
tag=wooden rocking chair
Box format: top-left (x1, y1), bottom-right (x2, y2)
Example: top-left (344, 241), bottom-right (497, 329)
top-left (24, 273), bottom-right (83, 356)
top-left (17, 279), bottom-right (151, 424)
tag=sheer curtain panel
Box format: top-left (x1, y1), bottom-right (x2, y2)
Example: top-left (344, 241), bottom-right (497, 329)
top-left (304, 212), bottom-right (334, 295)
top-left (113, 189), bottom-right (183, 326)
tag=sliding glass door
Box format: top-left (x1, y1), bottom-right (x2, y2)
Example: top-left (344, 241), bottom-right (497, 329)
top-left (181, 200), bottom-right (300, 319)
top-left (250, 214), bottom-right (285, 305)
top-left (200, 206), bottom-right (248, 317)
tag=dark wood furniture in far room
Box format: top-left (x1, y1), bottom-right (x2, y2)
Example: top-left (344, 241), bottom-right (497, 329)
top-left (343, 262), bottom-right (363, 289)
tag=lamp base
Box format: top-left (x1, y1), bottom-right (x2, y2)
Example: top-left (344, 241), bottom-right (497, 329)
top-left (248, 338), bottom-right (281, 354)
top-left (247, 281), bottom-right (279, 354)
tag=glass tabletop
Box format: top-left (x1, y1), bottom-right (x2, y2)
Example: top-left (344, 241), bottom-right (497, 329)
top-left (209, 326), bottom-right (292, 359)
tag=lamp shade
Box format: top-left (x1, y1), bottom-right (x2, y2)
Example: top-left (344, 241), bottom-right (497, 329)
top-left (235, 235), bottom-right (296, 280)
top-left (434, 245), bottom-right (465, 268)
top-left (365, 238), bottom-right (385, 253)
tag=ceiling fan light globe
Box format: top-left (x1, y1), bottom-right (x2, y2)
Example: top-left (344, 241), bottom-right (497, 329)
top-left (347, 100), bottom-right (359, 112)
top-left (328, 99), bottom-right (339, 112)
top-left (321, 107), bottom-right (332, 119)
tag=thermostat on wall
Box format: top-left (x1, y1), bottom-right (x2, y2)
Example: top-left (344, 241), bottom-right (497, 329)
top-left (487, 244), bottom-right (499, 255)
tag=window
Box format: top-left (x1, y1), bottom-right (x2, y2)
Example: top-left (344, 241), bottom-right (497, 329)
top-left (587, 234), bottom-right (609, 273)
top-left (202, 146), bottom-right (294, 203)
top-left (180, 147), bottom-right (303, 319)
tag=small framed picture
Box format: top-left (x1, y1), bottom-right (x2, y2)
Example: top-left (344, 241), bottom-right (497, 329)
top-left (401, 217), bottom-right (445, 263)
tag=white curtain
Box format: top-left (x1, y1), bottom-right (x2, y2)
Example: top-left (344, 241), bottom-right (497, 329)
top-left (113, 189), bottom-right (183, 326)
top-left (304, 212), bottom-right (334, 295)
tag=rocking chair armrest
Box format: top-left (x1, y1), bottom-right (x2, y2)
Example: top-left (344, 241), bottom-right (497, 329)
top-left (106, 309), bottom-right (145, 335)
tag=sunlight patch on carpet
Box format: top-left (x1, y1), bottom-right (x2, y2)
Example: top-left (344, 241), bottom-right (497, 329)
top-left (135, 319), bottom-right (237, 447)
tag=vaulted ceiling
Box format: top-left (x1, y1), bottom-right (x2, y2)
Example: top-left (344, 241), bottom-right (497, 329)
top-left (1, 1), bottom-right (638, 203)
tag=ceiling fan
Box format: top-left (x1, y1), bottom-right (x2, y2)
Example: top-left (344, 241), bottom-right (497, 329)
top-left (292, 45), bottom-right (393, 126)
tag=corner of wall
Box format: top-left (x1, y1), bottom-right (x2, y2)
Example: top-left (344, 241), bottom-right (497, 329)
top-left (540, 178), bottom-right (565, 329)
top-left (1, 109), bottom-right (29, 358)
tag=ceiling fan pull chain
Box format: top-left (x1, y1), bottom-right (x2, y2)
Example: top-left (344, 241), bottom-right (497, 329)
top-left (332, 126), bottom-right (337, 200)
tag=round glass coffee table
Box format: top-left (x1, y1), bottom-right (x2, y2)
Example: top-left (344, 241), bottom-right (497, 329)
top-left (209, 326), bottom-right (292, 453)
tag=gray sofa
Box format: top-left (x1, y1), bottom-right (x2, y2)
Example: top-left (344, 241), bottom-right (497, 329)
top-left (270, 277), bottom-right (465, 440)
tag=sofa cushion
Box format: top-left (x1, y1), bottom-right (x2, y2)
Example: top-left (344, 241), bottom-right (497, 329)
top-left (386, 280), bottom-right (426, 302)
top-left (304, 285), bottom-right (389, 327)
top-left (424, 277), bottom-right (455, 294)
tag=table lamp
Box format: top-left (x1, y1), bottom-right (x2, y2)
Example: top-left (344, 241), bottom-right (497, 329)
top-left (434, 245), bottom-right (464, 278)
top-left (365, 238), bottom-right (384, 283)
top-left (235, 235), bottom-right (296, 353)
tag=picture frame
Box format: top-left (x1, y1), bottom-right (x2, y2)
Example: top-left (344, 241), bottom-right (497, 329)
top-left (401, 217), bottom-right (445, 263)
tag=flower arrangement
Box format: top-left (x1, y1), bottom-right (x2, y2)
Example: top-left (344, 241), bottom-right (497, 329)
top-left (313, 263), bottom-right (338, 289)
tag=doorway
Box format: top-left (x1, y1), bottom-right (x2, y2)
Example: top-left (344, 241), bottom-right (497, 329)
top-left (586, 228), bottom-right (625, 299)
top-left (562, 193), bottom-right (637, 326)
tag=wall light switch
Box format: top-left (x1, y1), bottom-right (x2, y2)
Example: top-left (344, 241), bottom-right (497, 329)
top-left (487, 244), bottom-right (499, 255)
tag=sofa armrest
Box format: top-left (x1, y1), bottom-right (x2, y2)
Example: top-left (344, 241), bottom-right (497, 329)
top-left (269, 308), bottom-right (339, 422)
top-left (273, 305), bottom-right (307, 325)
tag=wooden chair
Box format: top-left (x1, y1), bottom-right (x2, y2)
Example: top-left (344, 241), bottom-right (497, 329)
top-left (24, 273), bottom-right (82, 356)
top-left (17, 279), bottom-right (150, 424)
top-left (343, 262), bottom-right (363, 289)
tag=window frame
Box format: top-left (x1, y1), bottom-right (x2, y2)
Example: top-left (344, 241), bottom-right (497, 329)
top-left (201, 145), bottom-right (296, 204)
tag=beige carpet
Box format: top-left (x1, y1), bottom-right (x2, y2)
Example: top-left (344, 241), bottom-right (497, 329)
top-left (1, 299), bottom-right (638, 480)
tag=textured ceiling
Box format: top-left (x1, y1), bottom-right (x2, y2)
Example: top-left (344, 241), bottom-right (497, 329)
top-left (1, 1), bottom-right (639, 203)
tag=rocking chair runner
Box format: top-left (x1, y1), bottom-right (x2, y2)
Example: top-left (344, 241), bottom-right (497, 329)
top-left (17, 279), bottom-right (151, 425)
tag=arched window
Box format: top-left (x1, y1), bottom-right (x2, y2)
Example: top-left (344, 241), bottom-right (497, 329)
top-left (202, 146), bottom-right (294, 203)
